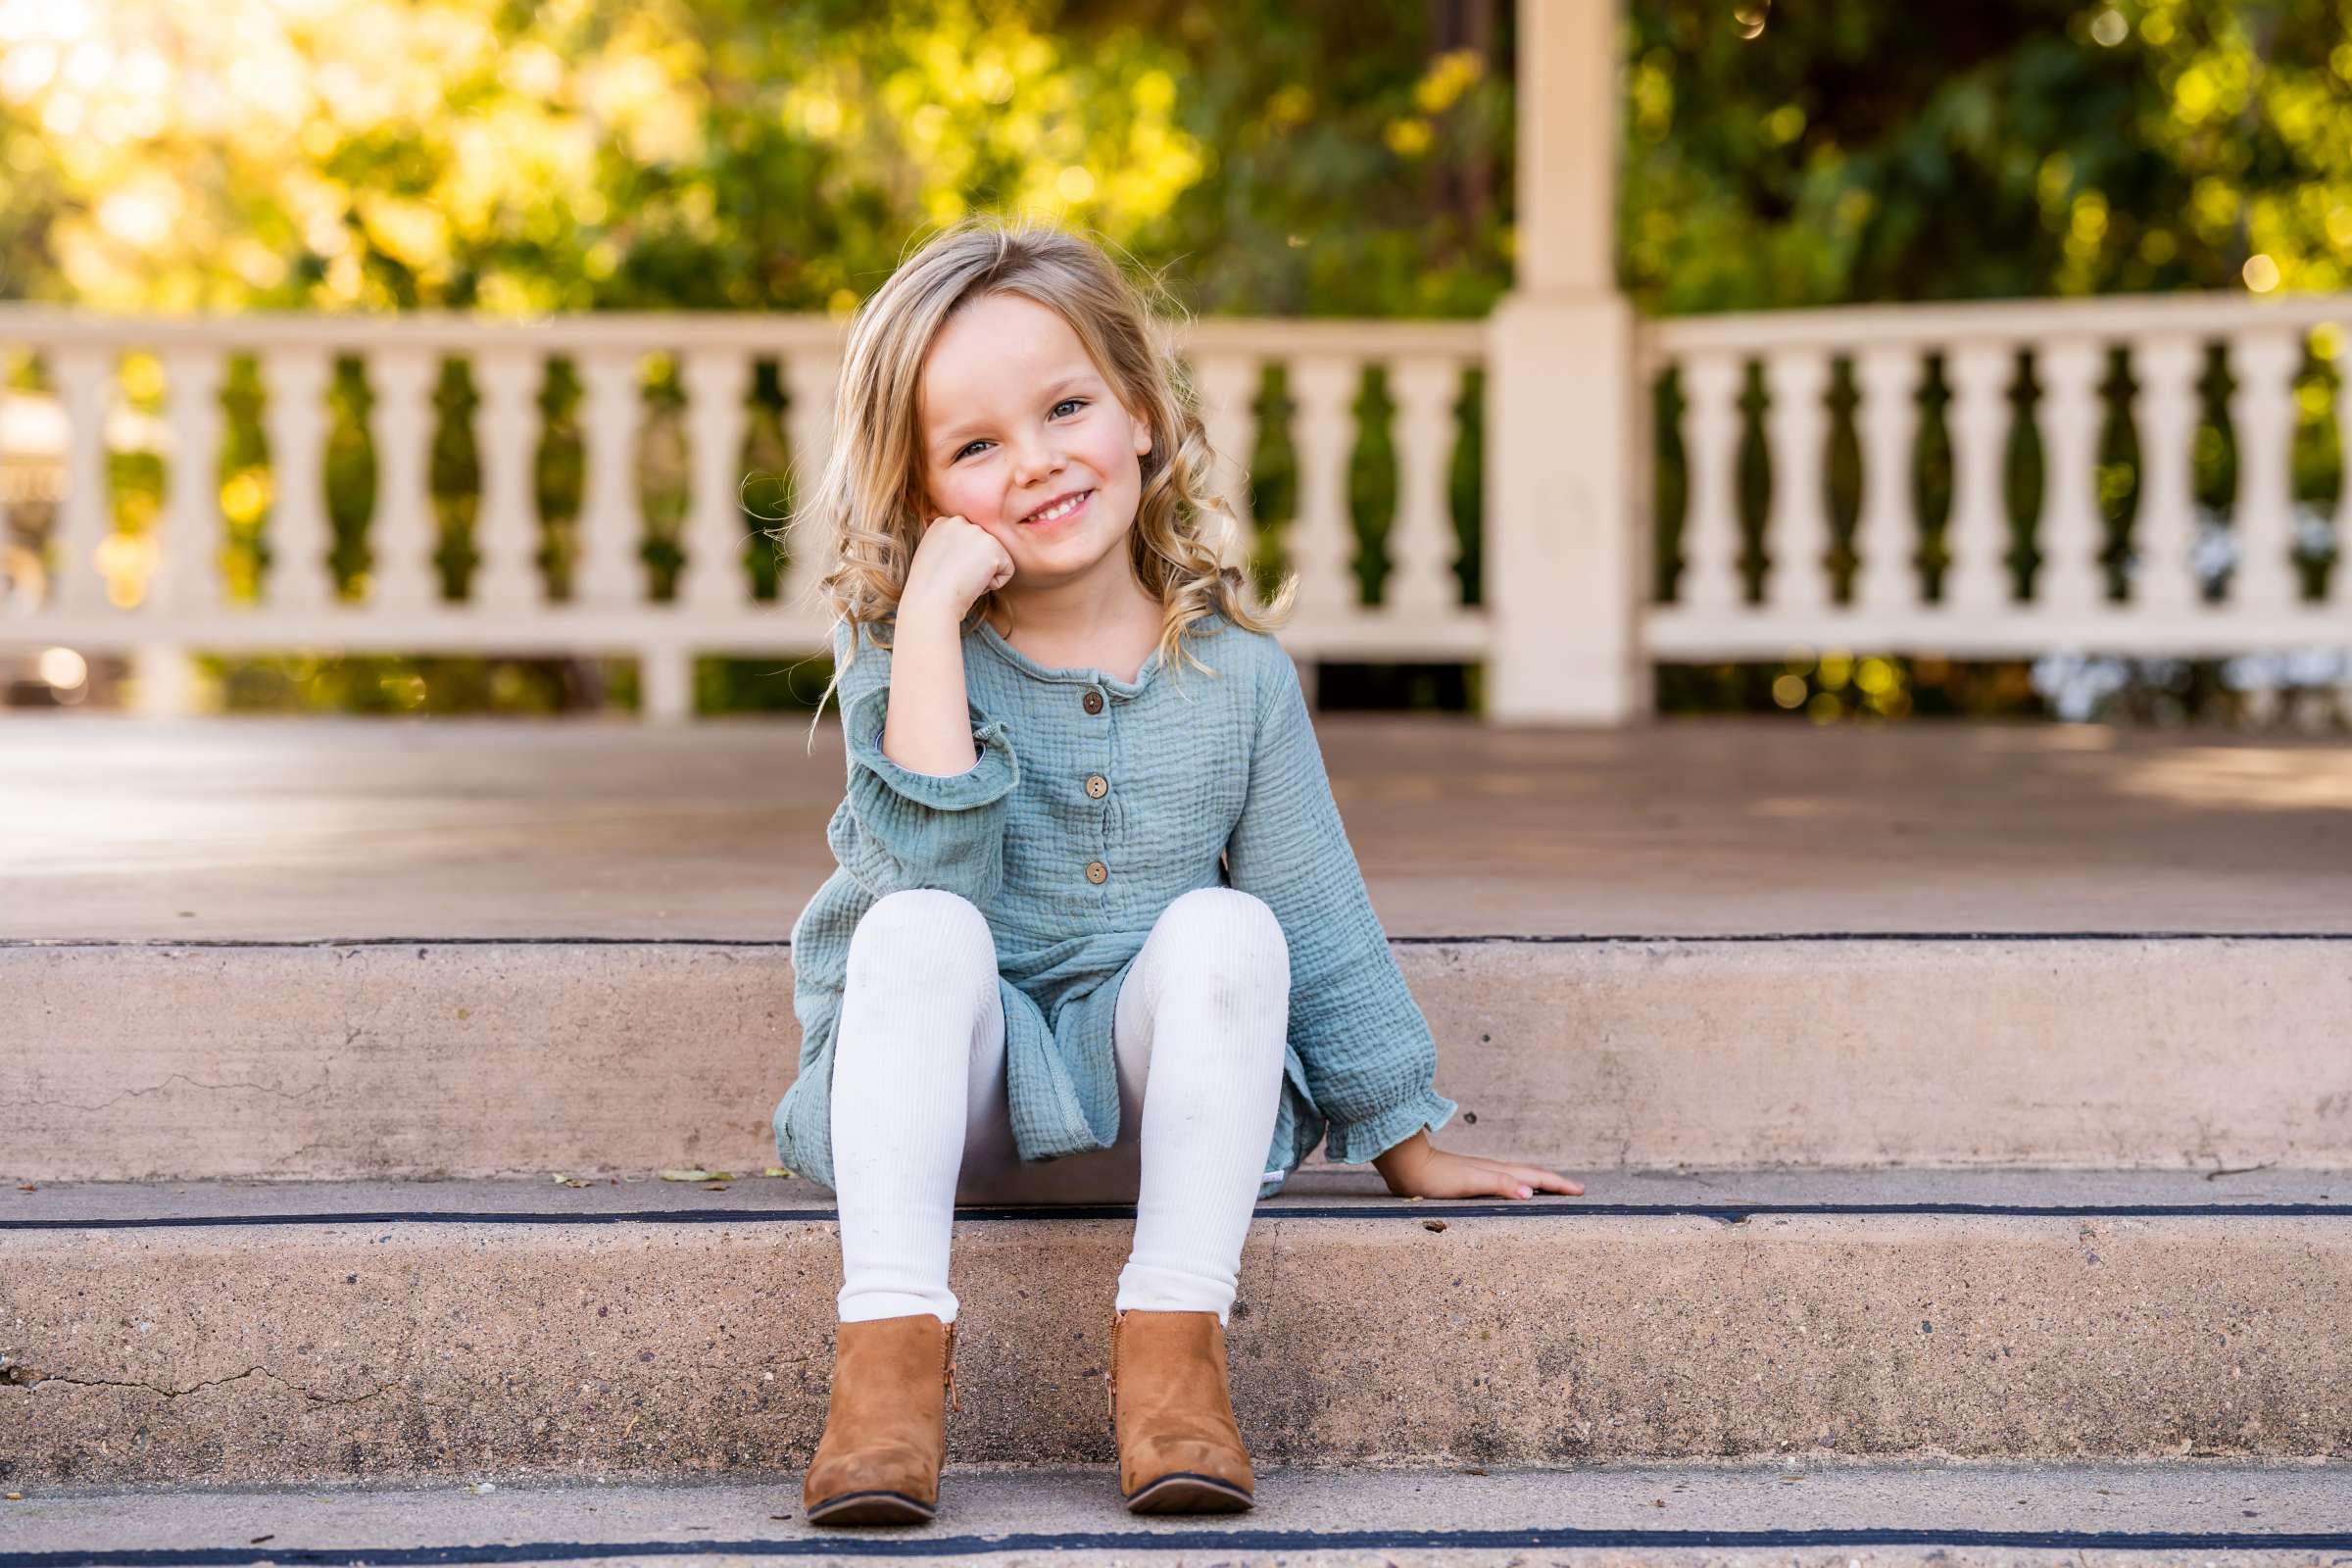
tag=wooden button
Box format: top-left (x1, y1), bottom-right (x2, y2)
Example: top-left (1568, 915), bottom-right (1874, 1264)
top-left (1081, 689), bottom-right (1104, 714)
top-left (1085, 774), bottom-right (1108, 800)
top-left (1085, 859), bottom-right (1108, 884)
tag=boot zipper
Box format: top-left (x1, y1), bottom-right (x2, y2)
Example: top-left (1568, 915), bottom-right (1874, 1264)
top-left (943, 1318), bottom-right (962, 1414)
top-left (1105, 1309), bottom-right (1120, 1423)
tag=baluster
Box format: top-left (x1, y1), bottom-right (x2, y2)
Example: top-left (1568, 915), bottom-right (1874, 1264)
top-left (780, 348), bottom-right (839, 613)
top-left (1944, 343), bottom-right (2012, 613)
top-left (1761, 348), bottom-right (1831, 613)
top-left (260, 346), bottom-right (334, 610)
top-left (2332, 325), bottom-right (2352, 612)
top-left (678, 346), bottom-right (754, 612)
top-left (2226, 327), bottom-right (2303, 614)
top-left (574, 348), bottom-right (646, 607)
top-left (1192, 353), bottom-right (1260, 574)
top-left (366, 347), bottom-right (442, 612)
top-left (1287, 355), bottom-right (1360, 614)
top-left (2034, 338), bottom-right (2105, 616)
top-left (471, 349), bottom-right (544, 612)
top-left (1852, 345), bottom-right (1919, 614)
top-left (47, 346), bottom-right (115, 612)
top-left (1387, 357), bottom-right (1463, 617)
top-left (1632, 348), bottom-right (1659, 610)
top-left (2129, 334), bottom-right (2203, 614)
top-left (155, 343), bottom-right (226, 612)
top-left (1677, 352), bottom-right (1743, 612)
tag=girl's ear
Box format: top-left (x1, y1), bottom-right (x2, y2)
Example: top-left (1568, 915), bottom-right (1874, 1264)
top-left (1130, 408), bottom-right (1153, 460)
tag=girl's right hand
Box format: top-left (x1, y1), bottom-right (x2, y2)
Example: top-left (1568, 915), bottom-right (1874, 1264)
top-left (1370, 1129), bottom-right (1585, 1200)
top-left (902, 514), bottom-right (1015, 620)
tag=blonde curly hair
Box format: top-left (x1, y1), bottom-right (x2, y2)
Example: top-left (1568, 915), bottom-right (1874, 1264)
top-left (774, 214), bottom-right (1297, 736)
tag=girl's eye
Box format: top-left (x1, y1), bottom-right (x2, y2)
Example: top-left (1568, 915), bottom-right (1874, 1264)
top-left (953, 399), bottom-right (1087, 463)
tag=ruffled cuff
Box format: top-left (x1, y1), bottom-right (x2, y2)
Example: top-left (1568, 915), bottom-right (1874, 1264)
top-left (1320, 1085), bottom-right (1460, 1166)
top-left (842, 682), bottom-right (1018, 810)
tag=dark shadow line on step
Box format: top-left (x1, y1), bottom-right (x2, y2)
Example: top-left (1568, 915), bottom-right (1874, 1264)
top-left (6, 1525), bottom-right (2351, 1566)
top-left (9, 930), bottom-right (2352, 950)
top-left (8, 1200), bottom-right (2350, 1231)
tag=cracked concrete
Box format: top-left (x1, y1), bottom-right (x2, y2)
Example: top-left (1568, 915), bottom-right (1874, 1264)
top-left (21, 1071), bottom-right (329, 1116)
top-left (9, 1363), bottom-right (271, 1399)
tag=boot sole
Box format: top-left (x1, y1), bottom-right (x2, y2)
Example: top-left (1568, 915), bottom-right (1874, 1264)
top-left (1123, 1472), bottom-right (1255, 1513)
top-left (806, 1488), bottom-right (937, 1525)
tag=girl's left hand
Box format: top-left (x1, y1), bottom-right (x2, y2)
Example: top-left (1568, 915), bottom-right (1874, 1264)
top-left (1369, 1129), bottom-right (1584, 1200)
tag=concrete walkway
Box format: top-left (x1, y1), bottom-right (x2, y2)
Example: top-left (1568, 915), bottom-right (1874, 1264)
top-left (7, 713), bottom-right (2350, 941)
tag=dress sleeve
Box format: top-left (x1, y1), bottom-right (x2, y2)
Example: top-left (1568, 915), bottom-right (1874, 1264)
top-left (1223, 644), bottom-right (1457, 1164)
top-left (823, 617), bottom-right (1021, 906)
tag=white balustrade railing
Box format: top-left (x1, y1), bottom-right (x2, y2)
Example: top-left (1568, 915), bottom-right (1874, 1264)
top-left (0, 309), bottom-right (1485, 718)
top-left (4, 290), bottom-right (2348, 719)
top-left (1643, 291), bottom-right (2351, 658)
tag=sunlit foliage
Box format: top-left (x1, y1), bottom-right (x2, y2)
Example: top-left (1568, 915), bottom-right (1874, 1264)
top-left (1622, 0), bottom-right (2352, 311)
top-left (0, 0), bottom-right (1508, 317)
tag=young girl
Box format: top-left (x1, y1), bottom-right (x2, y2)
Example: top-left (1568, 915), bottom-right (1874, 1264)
top-left (771, 215), bottom-right (1580, 1527)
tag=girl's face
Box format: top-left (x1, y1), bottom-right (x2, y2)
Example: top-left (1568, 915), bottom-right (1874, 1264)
top-left (915, 290), bottom-right (1154, 595)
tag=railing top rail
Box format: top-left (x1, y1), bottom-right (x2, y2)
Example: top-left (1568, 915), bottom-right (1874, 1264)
top-left (1643, 287), bottom-right (2352, 360)
top-left (0, 306), bottom-right (854, 353)
top-left (9, 292), bottom-right (2342, 363)
top-left (0, 305), bottom-right (1488, 361)
top-left (1176, 317), bottom-right (1486, 358)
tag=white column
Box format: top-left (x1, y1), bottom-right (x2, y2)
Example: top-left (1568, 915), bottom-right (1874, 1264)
top-left (1488, 0), bottom-right (1643, 722)
top-left (641, 648), bottom-right (694, 723)
top-left (47, 347), bottom-right (116, 613)
top-left (1852, 346), bottom-right (1920, 614)
top-left (2034, 337), bottom-right (2107, 617)
top-left (1517, 0), bottom-right (1615, 298)
top-left (260, 346), bottom-right (336, 610)
top-left (2332, 329), bottom-right (2352, 612)
top-left (2227, 328), bottom-right (2303, 615)
top-left (1761, 349), bottom-right (1833, 615)
top-left (1193, 354), bottom-right (1262, 574)
top-left (1676, 352), bottom-right (1745, 614)
top-left (366, 347), bottom-right (442, 612)
top-left (679, 347), bottom-right (755, 613)
top-left (155, 344), bottom-right (226, 614)
top-left (1943, 343), bottom-right (2014, 614)
top-left (2130, 335), bottom-right (2203, 614)
top-left (470, 350), bottom-right (546, 612)
top-left (780, 348), bottom-right (840, 615)
top-left (1287, 355), bottom-right (1360, 618)
top-left (574, 348), bottom-right (646, 607)
top-left (138, 344), bottom-right (228, 716)
top-left (1387, 357), bottom-right (1465, 617)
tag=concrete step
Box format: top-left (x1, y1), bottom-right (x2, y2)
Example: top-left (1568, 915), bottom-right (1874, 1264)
top-left (5, 1170), bottom-right (2347, 1486)
top-left (9, 936), bottom-right (2350, 1182)
top-left (6, 1463), bottom-right (2351, 1566)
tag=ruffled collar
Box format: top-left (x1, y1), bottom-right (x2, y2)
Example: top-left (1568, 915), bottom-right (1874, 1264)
top-left (971, 608), bottom-right (1221, 696)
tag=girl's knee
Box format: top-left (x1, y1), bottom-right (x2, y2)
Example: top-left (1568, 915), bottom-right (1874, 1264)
top-left (1164, 887), bottom-right (1289, 971)
top-left (1152, 890), bottom-right (1290, 1022)
top-left (846, 888), bottom-right (997, 991)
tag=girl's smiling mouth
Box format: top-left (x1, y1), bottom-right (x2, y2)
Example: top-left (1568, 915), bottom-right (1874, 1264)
top-left (1019, 489), bottom-right (1093, 527)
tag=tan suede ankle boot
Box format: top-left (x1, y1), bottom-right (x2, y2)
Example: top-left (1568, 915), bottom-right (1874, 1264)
top-left (803, 1311), bottom-right (961, 1525)
top-left (1106, 1307), bottom-right (1255, 1512)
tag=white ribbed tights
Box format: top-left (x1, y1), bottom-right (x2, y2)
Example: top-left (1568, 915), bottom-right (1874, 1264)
top-left (829, 885), bottom-right (1289, 1328)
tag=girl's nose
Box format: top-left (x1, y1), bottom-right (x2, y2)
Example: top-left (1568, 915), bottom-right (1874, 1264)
top-left (1008, 437), bottom-right (1064, 488)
